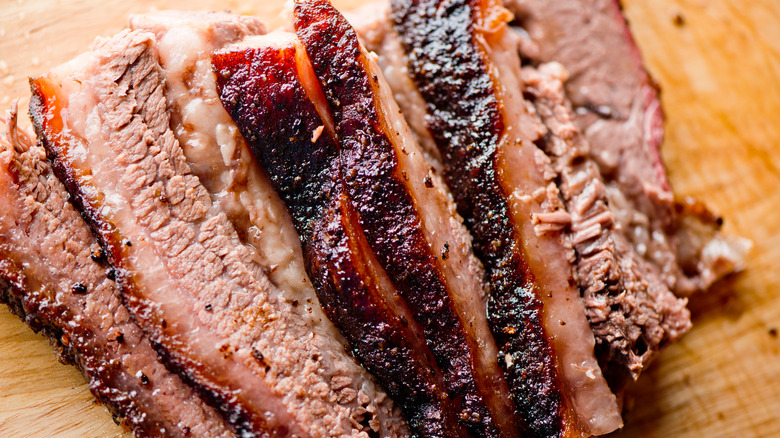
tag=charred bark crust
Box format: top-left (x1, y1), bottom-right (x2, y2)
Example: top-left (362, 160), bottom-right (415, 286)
top-left (391, 0), bottom-right (566, 435)
top-left (215, 42), bottom-right (453, 437)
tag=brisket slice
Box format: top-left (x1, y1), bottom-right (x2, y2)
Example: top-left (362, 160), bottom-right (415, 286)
top-left (216, 31), bottom-right (453, 437)
top-left (128, 12), bottom-right (406, 436)
top-left (519, 63), bottom-right (691, 381)
top-left (0, 107), bottom-right (232, 438)
top-left (389, 0), bottom-right (621, 436)
top-left (215, 3), bottom-right (519, 434)
top-left (505, 0), bottom-right (748, 297)
top-left (30, 27), bottom-right (403, 438)
top-left (505, 0), bottom-right (668, 189)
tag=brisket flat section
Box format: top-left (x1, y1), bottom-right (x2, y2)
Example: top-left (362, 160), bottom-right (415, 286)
top-left (29, 28), bottom-right (401, 438)
top-left (390, 0), bottom-right (622, 435)
top-left (214, 33), bottom-right (451, 437)
top-left (0, 109), bottom-right (232, 438)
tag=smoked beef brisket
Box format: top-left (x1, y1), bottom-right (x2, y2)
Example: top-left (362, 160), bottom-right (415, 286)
top-left (350, 0), bottom-right (746, 392)
top-left (0, 1), bottom-right (748, 437)
top-left (26, 12), bottom-right (405, 438)
top-left (214, 2), bottom-right (519, 433)
top-left (0, 107), bottom-right (233, 438)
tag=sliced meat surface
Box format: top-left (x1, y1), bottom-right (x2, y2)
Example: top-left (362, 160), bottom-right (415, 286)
top-left (0, 107), bottom-right (233, 438)
top-left (215, 1), bottom-right (520, 434)
top-left (505, 0), bottom-right (747, 298)
top-left (389, 0), bottom-right (621, 435)
top-left (293, 2), bottom-right (521, 436)
top-left (350, 0), bottom-right (739, 386)
top-left (345, 2), bottom-right (442, 171)
top-left (30, 27), bottom-right (403, 438)
top-left (129, 12), bottom-right (406, 436)
top-left (505, 0), bottom-right (667, 189)
top-left (216, 31), bottom-right (453, 437)
top-left (520, 63), bottom-right (691, 379)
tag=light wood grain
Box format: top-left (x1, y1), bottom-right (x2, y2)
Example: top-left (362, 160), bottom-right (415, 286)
top-left (1, 0), bottom-right (778, 436)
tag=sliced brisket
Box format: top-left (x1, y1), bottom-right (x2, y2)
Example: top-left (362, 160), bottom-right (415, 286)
top-left (0, 107), bottom-right (233, 438)
top-left (350, 0), bottom-right (743, 386)
top-left (215, 1), bottom-right (521, 433)
top-left (129, 13), bottom-right (406, 436)
top-left (506, 0), bottom-right (747, 298)
top-left (389, 0), bottom-right (621, 435)
top-left (216, 32), bottom-right (453, 437)
top-left (30, 26), bottom-right (404, 437)
top-left (520, 63), bottom-right (691, 379)
top-left (293, 2), bottom-right (520, 435)
top-left (0, 2), bottom-right (749, 436)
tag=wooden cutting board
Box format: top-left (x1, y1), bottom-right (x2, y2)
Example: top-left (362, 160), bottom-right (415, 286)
top-left (1, 0), bottom-right (779, 436)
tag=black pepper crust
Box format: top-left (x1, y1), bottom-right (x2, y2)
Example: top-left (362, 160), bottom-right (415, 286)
top-left (213, 45), bottom-right (334, 244)
top-left (390, 0), bottom-right (566, 436)
top-left (0, 147), bottom-right (185, 437)
top-left (293, 1), bottom-right (510, 436)
top-left (310, 191), bottom-right (451, 438)
top-left (0, 257), bottom-right (172, 437)
top-left (213, 43), bottom-right (453, 437)
top-left (30, 76), bottom-right (270, 438)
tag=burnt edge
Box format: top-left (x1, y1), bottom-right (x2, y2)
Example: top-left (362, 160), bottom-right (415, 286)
top-left (29, 77), bottom-right (274, 438)
top-left (213, 45), bottom-right (451, 437)
top-left (294, 1), bottom-right (504, 436)
top-left (390, 0), bottom-right (566, 436)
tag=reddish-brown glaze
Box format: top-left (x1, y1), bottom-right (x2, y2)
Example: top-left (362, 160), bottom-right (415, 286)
top-left (214, 42), bottom-right (458, 437)
top-left (293, 1), bottom-right (515, 436)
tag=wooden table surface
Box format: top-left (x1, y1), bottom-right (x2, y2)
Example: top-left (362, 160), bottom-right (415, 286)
top-left (1, 0), bottom-right (779, 436)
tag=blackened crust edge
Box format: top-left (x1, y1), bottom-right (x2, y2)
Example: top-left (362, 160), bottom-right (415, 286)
top-left (213, 45), bottom-right (451, 437)
top-left (293, 1), bottom-right (506, 436)
top-left (390, 0), bottom-right (567, 436)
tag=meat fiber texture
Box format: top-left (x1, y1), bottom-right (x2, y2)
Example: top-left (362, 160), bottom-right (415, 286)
top-left (519, 63), bottom-right (691, 382)
top-left (348, 0), bottom-right (747, 386)
top-left (505, 0), bottom-right (749, 376)
top-left (24, 11), bottom-right (406, 438)
top-left (214, 3), bottom-right (521, 431)
top-left (0, 106), bottom-right (233, 438)
top-left (505, 0), bottom-right (748, 298)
